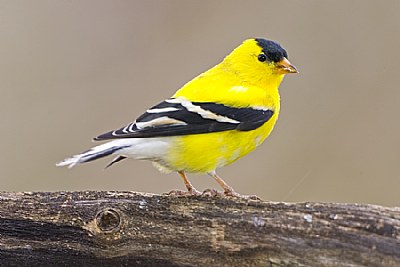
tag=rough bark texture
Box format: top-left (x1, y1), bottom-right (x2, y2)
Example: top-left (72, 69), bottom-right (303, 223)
top-left (0, 191), bottom-right (399, 267)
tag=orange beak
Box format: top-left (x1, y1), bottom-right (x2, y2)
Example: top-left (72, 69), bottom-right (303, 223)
top-left (275, 57), bottom-right (298, 74)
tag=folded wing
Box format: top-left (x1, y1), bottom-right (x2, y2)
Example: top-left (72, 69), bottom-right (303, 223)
top-left (94, 98), bottom-right (274, 140)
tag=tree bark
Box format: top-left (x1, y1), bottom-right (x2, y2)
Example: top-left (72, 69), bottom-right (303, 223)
top-left (0, 191), bottom-right (399, 267)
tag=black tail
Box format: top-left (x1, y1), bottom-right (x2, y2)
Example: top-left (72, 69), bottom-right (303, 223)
top-left (105, 155), bottom-right (127, 169)
top-left (56, 144), bottom-right (130, 168)
top-left (80, 146), bottom-right (128, 164)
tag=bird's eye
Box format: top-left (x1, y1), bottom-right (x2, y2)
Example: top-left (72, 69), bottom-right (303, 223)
top-left (258, 53), bottom-right (267, 62)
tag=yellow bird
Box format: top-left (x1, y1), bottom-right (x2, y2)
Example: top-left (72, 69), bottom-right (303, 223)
top-left (57, 38), bottom-right (298, 197)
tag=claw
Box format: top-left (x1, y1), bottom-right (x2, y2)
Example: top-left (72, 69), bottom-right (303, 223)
top-left (208, 171), bottom-right (262, 200)
top-left (178, 171), bottom-right (201, 195)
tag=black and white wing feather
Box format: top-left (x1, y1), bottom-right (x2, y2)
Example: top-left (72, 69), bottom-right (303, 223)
top-left (94, 98), bottom-right (274, 140)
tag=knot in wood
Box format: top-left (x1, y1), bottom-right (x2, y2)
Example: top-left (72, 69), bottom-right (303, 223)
top-left (95, 208), bottom-right (121, 233)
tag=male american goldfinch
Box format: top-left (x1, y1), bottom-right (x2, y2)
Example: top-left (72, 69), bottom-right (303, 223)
top-left (57, 38), bottom-right (297, 197)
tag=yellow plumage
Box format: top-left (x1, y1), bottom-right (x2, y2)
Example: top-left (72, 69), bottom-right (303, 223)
top-left (168, 39), bottom-right (286, 173)
top-left (57, 38), bottom-right (297, 198)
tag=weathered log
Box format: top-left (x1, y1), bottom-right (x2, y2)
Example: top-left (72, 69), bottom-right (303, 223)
top-left (0, 191), bottom-right (399, 266)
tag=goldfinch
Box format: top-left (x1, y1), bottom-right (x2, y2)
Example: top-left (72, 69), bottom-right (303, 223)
top-left (57, 38), bottom-right (298, 197)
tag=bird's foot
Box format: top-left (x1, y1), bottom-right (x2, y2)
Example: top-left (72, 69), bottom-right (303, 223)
top-left (189, 188), bottom-right (202, 196)
top-left (207, 171), bottom-right (262, 200)
top-left (223, 190), bottom-right (262, 200)
top-left (201, 188), bottom-right (262, 200)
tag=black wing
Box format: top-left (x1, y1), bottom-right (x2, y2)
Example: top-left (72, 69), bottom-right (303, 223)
top-left (94, 98), bottom-right (274, 140)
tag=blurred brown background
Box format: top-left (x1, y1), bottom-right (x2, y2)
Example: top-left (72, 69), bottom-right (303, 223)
top-left (1, 1), bottom-right (399, 206)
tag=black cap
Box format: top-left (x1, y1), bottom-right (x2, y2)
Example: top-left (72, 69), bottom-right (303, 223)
top-left (255, 38), bottom-right (288, 63)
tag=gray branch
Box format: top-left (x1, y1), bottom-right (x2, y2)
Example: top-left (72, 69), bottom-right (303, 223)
top-left (0, 191), bottom-right (399, 266)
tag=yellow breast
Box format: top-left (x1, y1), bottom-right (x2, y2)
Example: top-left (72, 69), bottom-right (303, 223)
top-left (167, 113), bottom-right (279, 173)
top-left (162, 39), bottom-right (284, 173)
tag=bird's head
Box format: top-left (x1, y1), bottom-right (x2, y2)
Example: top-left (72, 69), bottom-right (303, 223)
top-left (223, 38), bottom-right (298, 87)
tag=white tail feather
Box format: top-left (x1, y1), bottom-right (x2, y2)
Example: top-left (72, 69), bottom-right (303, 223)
top-left (56, 140), bottom-right (134, 168)
top-left (56, 138), bottom-right (171, 168)
top-left (56, 154), bottom-right (84, 168)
